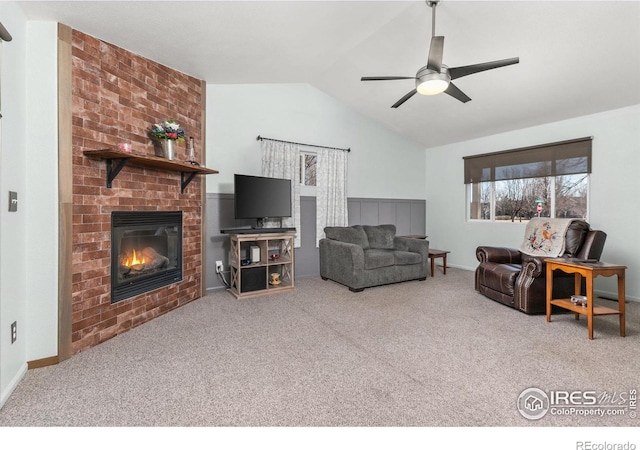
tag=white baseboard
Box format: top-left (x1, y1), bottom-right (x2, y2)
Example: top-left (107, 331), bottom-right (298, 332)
top-left (0, 362), bottom-right (28, 410)
top-left (446, 263), bottom-right (475, 272)
top-left (596, 289), bottom-right (639, 303)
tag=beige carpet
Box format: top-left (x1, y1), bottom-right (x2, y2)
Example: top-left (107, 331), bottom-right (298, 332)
top-left (0, 268), bottom-right (638, 428)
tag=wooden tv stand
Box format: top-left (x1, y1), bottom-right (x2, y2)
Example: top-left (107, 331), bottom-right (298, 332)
top-left (228, 231), bottom-right (295, 299)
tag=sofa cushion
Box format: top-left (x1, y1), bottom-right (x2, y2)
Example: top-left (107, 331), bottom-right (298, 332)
top-left (393, 250), bottom-right (422, 266)
top-left (363, 249), bottom-right (395, 270)
top-left (325, 225), bottom-right (369, 249)
top-left (564, 220), bottom-right (589, 257)
top-left (363, 224), bottom-right (396, 249)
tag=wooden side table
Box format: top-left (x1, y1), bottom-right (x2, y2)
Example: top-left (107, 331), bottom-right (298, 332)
top-left (401, 235), bottom-right (428, 240)
top-left (545, 258), bottom-right (626, 340)
top-left (428, 249), bottom-right (450, 277)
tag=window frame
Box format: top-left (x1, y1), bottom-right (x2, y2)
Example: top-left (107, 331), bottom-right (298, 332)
top-left (464, 138), bottom-right (592, 223)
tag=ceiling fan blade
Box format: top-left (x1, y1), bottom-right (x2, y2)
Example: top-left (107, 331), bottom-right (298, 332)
top-left (427, 36), bottom-right (444, 71)
top-left (361, 76), bottom-right (416, 81)
top-left (448, 57), bottom-right (519, 80)
top-left (391, 89), bottom-right (417, 108)
top-left (444, 82), bottom-right (471, 103)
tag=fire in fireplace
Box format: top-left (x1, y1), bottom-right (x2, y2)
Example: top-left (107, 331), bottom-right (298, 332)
top-left (111, 211), bottom-right (183, 303)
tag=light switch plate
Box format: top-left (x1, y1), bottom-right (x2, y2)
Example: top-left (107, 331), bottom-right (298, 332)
top-left (8, 191), bottom-right (17, 212)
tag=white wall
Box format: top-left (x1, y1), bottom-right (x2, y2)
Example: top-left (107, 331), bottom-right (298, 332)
top-left (0, 1), bottom-right (29, 407)
top-left (425, 104), bottom-right (640, 300)
top-left (206, 83), bottom-right (426, 198)
top-left (25, 21), bottom-right (58, 361)
top-left (0, 7), bottom-right (59, 407)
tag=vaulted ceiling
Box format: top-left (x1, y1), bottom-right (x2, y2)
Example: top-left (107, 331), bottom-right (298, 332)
top-left (18, 1), bottom-right (640, 148)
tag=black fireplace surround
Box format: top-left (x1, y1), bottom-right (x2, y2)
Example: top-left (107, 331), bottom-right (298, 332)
top-left (111, 211), bottom-right (183, 303)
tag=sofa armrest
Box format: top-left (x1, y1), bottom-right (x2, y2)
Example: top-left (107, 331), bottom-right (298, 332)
top-left (520, 255), bottom-right (544, 278)
top-left (319, 239), bottom-right (365, 272)
top-left (394, 237), bottom-right (429, 261)
top-left (319, 238), bottom-right (367, 290)
top-left (476, 246), bottom-right (522, 264)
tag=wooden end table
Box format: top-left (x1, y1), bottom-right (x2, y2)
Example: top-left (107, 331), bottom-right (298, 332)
top-left (402, 235), bottom-right (428, 240)
top-left (428, 249), bottom-right (450, 277)
top-left (545, 258), bottom-right (626, 340)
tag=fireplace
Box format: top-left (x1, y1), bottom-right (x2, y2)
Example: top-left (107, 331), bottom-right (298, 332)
top-left (111, 211), bottom-right (183, 303)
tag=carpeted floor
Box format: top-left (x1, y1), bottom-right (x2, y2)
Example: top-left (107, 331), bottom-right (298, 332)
top-left (0, 268), bottom-right (638, 427)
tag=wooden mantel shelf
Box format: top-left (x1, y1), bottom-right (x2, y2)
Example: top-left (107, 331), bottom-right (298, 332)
top-left (83, 149), bottom-right (219, 193)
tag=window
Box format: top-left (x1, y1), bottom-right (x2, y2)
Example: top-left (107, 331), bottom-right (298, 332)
top-left (464, 137), bottom-right (591, 222)
top-left (300, 152), bottom-right (316, 186)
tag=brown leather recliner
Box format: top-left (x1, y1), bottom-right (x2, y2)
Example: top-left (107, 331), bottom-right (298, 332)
top-left (475, 220), bottom-right (607, 314)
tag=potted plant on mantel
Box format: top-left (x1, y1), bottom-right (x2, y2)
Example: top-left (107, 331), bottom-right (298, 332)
top-left (150, 119), bottom-right (185, 160)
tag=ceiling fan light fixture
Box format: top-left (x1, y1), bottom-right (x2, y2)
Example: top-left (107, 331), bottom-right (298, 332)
top-left (360, 0), bottom-right (519, 108)
top-left (416, 72), bottom-right (450, 95)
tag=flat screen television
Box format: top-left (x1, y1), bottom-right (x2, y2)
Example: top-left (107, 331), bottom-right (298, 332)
top-left (234, 174), bottom-right (292, 226)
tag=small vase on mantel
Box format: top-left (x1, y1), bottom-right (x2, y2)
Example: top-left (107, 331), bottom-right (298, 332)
top-left (161, 139), bottom-right (175, 160)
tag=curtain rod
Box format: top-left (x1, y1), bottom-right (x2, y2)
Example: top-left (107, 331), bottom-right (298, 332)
top-left (257, 135), bottom-right (350, 152)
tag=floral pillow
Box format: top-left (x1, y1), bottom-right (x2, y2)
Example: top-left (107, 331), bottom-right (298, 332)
top-left (519, 218), bottom-right (574, 257)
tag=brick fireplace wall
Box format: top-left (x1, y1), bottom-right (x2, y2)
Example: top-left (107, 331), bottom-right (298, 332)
top-left (70, 29), bottom-right (205, 353)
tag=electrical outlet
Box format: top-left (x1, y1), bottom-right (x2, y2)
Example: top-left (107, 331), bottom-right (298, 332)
top-left (11, 321), bottom-right (17, 344)
top-left (8, 191), bottom-right (18, 212)
top-left (216, 261), bottom-right (224, 273)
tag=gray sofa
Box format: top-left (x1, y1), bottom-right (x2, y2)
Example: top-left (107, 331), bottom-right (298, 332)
top-left (319, 224), bottom-right (430, 292)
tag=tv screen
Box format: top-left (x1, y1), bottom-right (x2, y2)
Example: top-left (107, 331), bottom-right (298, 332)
top-left (234, 174), bottom-right (292, 220)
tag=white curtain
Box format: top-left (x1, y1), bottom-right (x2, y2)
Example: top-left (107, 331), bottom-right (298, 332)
top-left (316, 148), bottom-right (348, 246)
top-left (261, 140), bottom-right (302, 247)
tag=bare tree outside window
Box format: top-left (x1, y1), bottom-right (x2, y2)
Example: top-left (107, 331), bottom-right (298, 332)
top-left (496, 177), bottom-right (553, 221)
top-left (555, 174), bottom-right (588, 218)
top-left (300, 153), bottom-right (317, 186)
top-left (470, 175), bottom-right (588, 222)
top-left (495, 178), bottom-right (536, 221)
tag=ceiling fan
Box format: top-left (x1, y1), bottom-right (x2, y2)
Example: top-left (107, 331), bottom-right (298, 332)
top-left (361, 0), bottom-right (519, 108)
